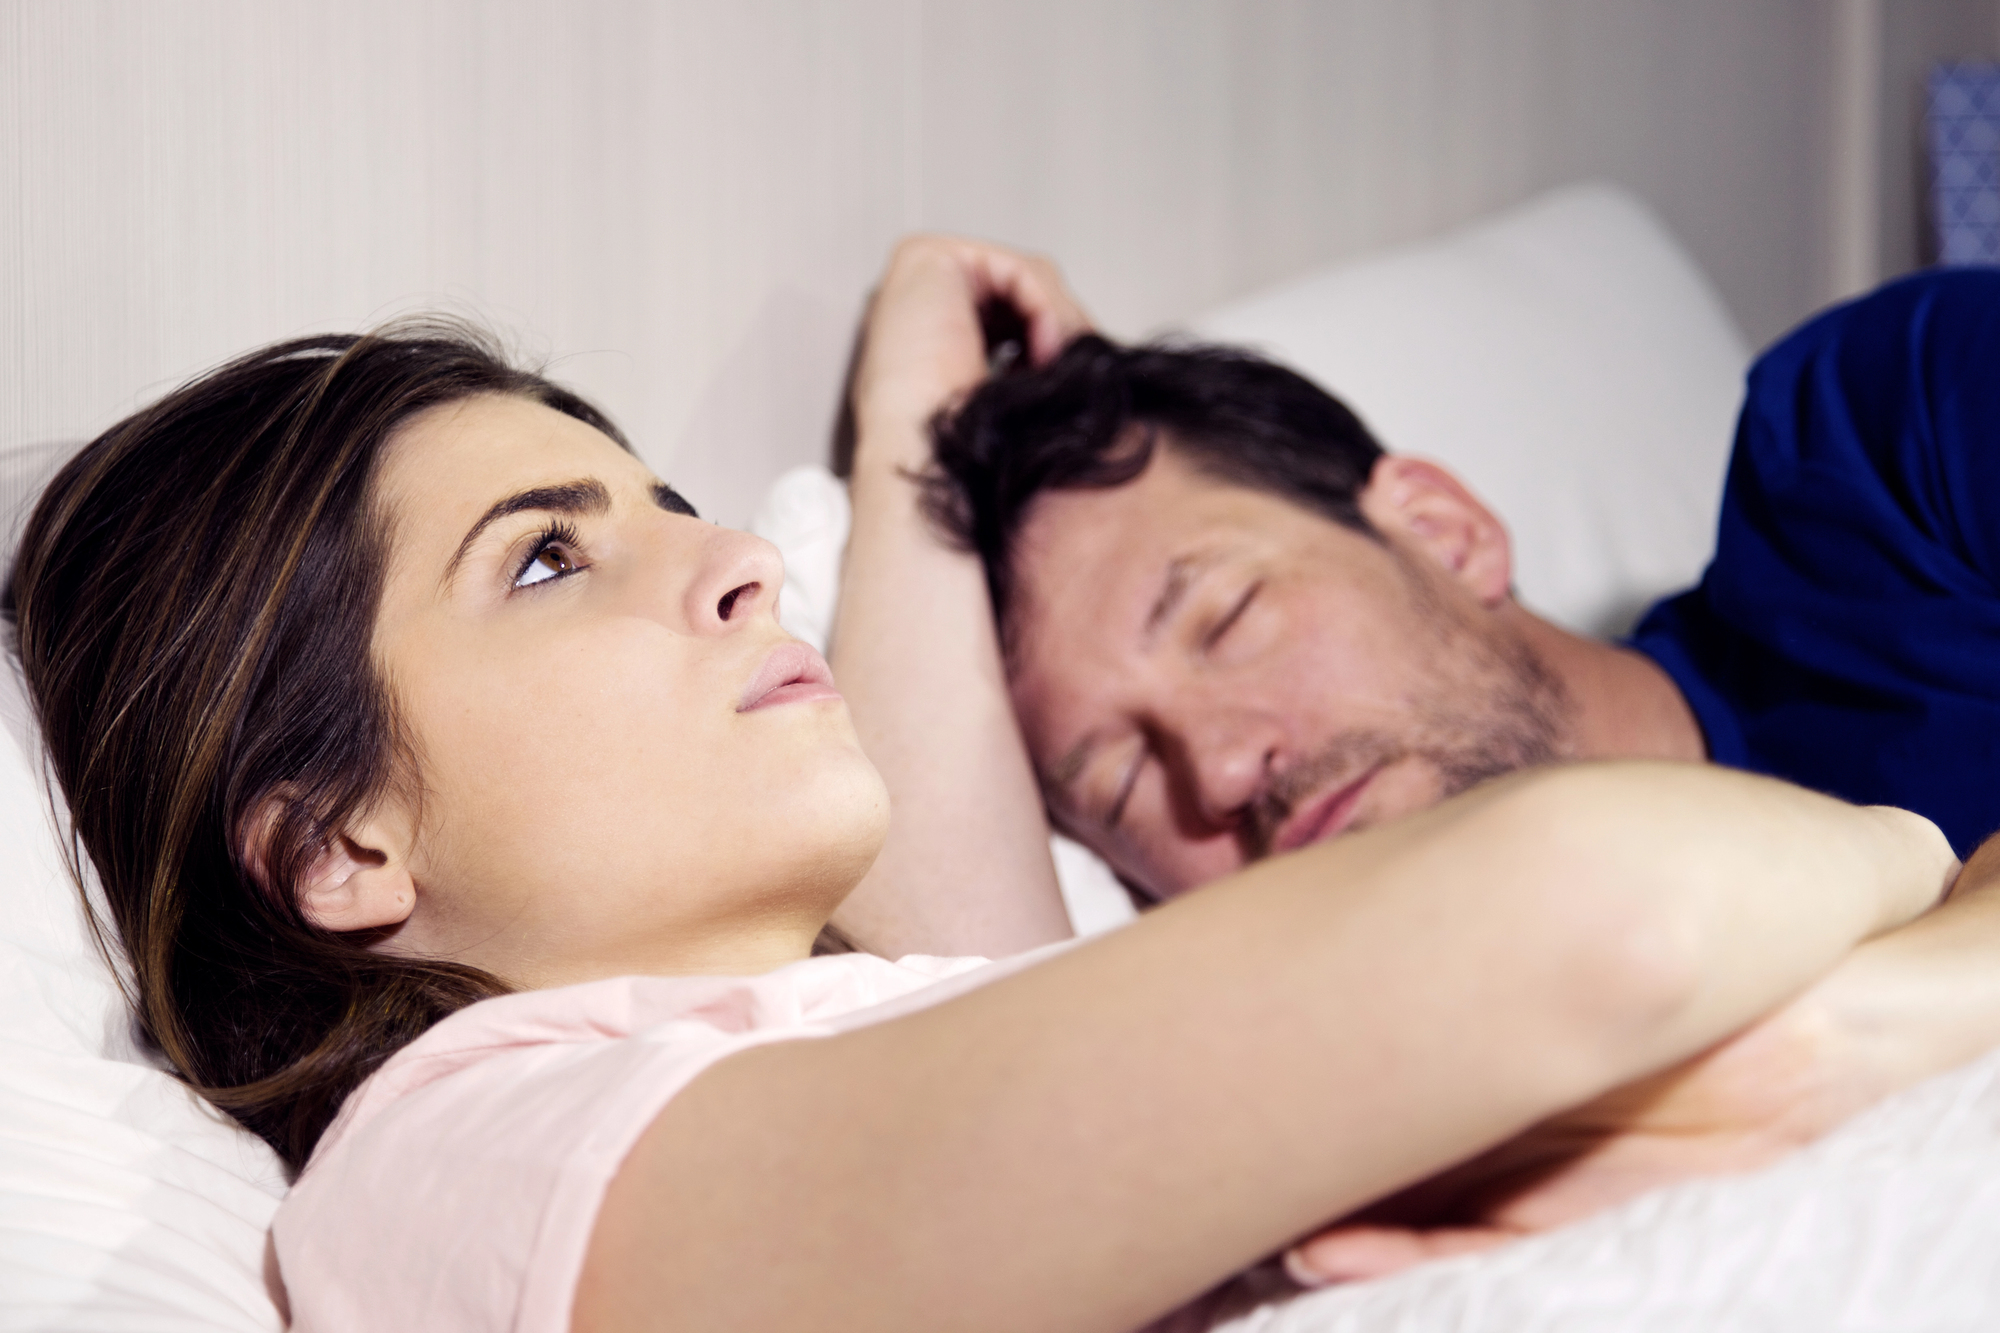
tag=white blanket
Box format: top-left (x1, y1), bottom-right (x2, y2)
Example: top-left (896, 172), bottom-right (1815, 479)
top-left (1207, 1046), bottom-right (2000, 1332)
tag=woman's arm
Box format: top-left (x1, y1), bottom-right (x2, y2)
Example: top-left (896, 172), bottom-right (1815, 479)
top-left (827, 236), bottom-right (1089, 957)
top-left (1814, 831), bottom-right (2000, 1091)
top-left (576, 763), bottom-right (1952, 1333)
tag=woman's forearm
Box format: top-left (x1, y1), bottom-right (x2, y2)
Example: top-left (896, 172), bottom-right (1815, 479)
top-left (1801, 832), bottom-right (2000, 1101)
top-left (1455, 765), bottom-right (1950, 1086)
top-left (579, 763), bottom-right (1949, 1333)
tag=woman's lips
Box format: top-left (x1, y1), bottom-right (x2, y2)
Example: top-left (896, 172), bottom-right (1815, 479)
top-left (738, 642), bottom-right (842, 712)
top-left (1272, 767), bottom-right (1380, 854)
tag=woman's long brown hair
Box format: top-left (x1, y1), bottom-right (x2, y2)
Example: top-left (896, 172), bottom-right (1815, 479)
top-left (7, 324), bottom-right (632, 1172)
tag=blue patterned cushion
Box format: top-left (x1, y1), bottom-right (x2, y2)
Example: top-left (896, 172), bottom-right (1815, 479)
top-left (1930, 63), bottom-right (2000, 265)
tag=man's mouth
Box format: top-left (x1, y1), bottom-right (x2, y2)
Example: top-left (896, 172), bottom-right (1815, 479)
top-left (1271, 767), bottom-right (1381, 854)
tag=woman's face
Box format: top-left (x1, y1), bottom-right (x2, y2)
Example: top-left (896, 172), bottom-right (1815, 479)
top-left (363, 393), bottom-right (888, 986)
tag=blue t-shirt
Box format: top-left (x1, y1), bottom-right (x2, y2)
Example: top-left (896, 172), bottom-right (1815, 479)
top-left (1631, 269), bottom-right (2000, 855)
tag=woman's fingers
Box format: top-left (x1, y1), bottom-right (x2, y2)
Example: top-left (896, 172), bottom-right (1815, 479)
top-left (1282, 1224), bottom-right (1518, 1288)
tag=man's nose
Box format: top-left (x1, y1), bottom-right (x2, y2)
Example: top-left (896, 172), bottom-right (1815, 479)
top-left (676, 523), bottom-right (786, 635)
top-left (1180, 712), bottom-right (1279, 829)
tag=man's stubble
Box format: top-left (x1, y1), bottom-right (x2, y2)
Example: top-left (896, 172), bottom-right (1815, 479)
top-left (1247, 552), bottom-right (1575, 857)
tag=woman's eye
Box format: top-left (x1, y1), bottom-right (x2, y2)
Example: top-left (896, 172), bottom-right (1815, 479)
top-left (515, 542), bottom-right (579, 588)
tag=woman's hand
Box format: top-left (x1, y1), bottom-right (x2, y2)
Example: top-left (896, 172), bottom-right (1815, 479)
top-left (846, 236), bottom-right (1091, 477)
top-left (1288, 812), bottom-right (1980, 1287)
top-left (1282, 986), bottom-right (1870, 1284)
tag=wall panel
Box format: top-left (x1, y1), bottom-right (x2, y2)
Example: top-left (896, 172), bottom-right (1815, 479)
top-left (3, 1), bottom-right (1846, 527)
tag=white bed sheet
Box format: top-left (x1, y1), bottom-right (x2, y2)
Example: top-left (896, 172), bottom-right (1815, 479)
top-left (1209, 1047), bottom-right (2000, 1331)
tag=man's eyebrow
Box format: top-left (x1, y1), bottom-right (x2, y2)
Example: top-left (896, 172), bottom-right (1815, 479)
top-left (1041, 555), bottom-right (1220, 813)
top-left (1144, 553), bottom-right (1218, 640)
top-left (443, 478), bottom-right (612, 587)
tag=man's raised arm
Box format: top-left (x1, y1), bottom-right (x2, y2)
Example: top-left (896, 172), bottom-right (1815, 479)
top-left (827, 237), bottom-right (1089, 957)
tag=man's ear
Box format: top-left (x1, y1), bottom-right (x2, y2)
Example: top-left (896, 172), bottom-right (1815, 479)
top-left (1356, 456), bottom-right (1514, 606)
top-left (242, 796), bottom-right (417, 934)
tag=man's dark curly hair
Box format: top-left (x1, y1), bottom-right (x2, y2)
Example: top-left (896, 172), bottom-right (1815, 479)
top-left (919, 334), bottom-right (1388, 637)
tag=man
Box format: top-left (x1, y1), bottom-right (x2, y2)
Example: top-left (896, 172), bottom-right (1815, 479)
top-left (826, 237), bottom-right (2000, 1280)
top-left (923, 269), bottom-right (2000, 899)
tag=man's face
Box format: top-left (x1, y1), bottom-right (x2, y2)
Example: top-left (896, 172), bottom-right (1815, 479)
top-left (1006, 445), bottom-right (1573, 899)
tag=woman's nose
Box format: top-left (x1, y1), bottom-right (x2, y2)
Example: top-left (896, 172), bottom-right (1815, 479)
top-left (682, 524), bottom-right (785, 634)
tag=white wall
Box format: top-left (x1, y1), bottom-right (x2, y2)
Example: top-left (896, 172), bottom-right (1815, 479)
top-left (3, 1), bottom-right (1859, 526)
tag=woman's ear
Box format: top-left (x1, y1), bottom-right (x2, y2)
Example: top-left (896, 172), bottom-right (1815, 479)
top-left (1357, 456), bottom-right (1515, 606)
top-left (242, 797), bottom-right (417, 934)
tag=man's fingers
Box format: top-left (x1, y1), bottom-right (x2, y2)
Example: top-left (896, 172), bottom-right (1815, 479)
top-left (877, 234), bottom-right (1093, 361)
top-left (1282, 1223), bottom-right (1518, 1288)
top-left (939, 240), bottom-right (1093, 362)
top-left (849, 234), bottom-right (1094, 463)
top-left (1005, 256), bottom-right (1093, 362)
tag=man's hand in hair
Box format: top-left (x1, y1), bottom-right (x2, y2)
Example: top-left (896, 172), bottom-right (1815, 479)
top-left (848, 236), bottom-right (1091, 477)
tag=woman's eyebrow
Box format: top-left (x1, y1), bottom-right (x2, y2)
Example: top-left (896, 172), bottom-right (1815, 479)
top-left (443, 478), bottom-right (612, 586)
top-left (652, 482), bottom-right (698, 518)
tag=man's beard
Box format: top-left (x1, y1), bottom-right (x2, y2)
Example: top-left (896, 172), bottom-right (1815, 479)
top-left (1246, 562), bottom-right (1575, 859)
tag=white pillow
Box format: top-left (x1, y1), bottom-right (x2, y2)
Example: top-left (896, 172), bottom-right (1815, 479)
top-left (0, 443), bottom-right (288, 1332)
top-left (1191, 182), bottom-right (1751, 636)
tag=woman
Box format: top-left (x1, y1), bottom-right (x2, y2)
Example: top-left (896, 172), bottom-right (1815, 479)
top-left (5, 271), bottom-right (1957, 1328)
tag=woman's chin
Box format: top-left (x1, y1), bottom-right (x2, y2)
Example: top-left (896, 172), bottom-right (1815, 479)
top-left (740, 746), bottom-right (891, 889)
top-left (810, 757), bottom-right (893, 880)
top-left (768, 725), bottom-right (888, 818)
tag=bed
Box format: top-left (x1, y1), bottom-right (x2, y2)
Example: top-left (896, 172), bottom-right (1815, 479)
top-left (7, 183), bottom-right (1996, 1331)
